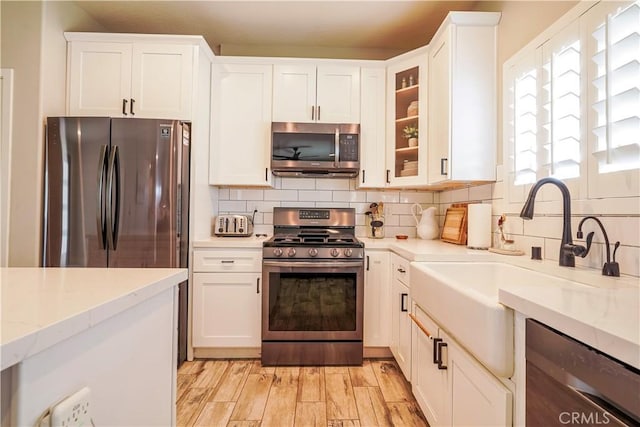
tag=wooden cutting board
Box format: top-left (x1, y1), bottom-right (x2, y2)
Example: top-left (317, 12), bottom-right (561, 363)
top-left (441, 204), bottom-right (468, 245)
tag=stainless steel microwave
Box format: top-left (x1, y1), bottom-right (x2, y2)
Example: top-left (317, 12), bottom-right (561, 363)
top-left (271, 122), bottom-right (360, 178)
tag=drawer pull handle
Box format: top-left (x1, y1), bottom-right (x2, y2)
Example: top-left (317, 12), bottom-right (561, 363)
top-left (437, 341), bottom-right (448, 370)
top-left (397, 267), bottom-right (406, 273)
top-left (400, 293), bottom-right (408, 312)
top-left (409, 313), bottom-right (433, 339)
top-left (256, 278), bottom-right (260, 294)
top-left (433, 338), bottom-right (443, 364)
top-left (220, 260), bottom-right (235, 264)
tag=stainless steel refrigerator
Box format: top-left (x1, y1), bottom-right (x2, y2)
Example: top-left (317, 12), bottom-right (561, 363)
top-left (43, 117), bottom-right (190, 365)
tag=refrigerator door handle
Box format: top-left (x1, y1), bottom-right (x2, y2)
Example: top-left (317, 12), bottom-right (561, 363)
top-left (96, 145), bottom-right (109, 249)
top-left (106, 145), bottom-right (121, 251)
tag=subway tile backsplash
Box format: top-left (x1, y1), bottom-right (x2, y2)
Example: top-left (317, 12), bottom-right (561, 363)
top-left (214, 176), bottom-right (438, 238)
top-left (211, 168), bottom-right (639, 278)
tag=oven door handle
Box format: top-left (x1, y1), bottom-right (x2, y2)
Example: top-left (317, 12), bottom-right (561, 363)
top-left (262, 260), bottom-right (364, 268)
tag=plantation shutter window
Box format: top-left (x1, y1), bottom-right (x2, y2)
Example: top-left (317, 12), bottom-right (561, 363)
top-left (540, 22), bottom-right (582, 181)
top-left (513, 66), bottom-right (538, 186)
top-left (505, 0), bottom-right (639, 205)
top-left (590, 1), bottom-right (640, 173)
top-left (585, 0), bottom-right (639, 198)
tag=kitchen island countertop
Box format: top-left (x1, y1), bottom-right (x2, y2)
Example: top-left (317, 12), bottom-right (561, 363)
top-left (1, 267), bottom-right (187, 370)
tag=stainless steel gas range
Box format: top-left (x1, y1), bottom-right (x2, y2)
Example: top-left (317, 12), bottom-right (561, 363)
top-left (261, 207), bottom-right (364, 366)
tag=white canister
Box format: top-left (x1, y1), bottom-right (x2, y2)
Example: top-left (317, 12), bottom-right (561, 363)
top-left (467, 204), bottom-right (492, 249)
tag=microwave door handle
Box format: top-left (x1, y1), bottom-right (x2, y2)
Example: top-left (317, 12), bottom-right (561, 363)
top-left (334, 128), bottom-right (340, 166)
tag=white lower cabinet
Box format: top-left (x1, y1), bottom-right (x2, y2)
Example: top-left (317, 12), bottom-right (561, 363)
top-left (446, 329), bottom-right (512, 426)
top-left (411, 303), bottom-right (512, 427)
top-left (411, 304), bottom-right (450, 426)
top-left (390, 254), bottom-right (411, 380)
top-left (363, 250), bottom-right (391, 347)
top-left (192, 249), bottom-right (261, 348)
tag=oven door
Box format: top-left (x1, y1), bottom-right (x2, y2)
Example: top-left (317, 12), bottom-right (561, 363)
top-left (262, 260), bottom-right (364, 341)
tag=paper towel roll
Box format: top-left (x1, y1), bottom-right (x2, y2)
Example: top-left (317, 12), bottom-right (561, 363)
top-left (467, 204), bottom-right (492, 249)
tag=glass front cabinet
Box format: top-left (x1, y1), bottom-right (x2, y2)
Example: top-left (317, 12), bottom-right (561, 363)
top-left (386, 49), bottom-right (429, 187)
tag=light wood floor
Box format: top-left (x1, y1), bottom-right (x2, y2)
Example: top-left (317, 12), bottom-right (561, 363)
top-left (177, 359), bottom-right (429, 427)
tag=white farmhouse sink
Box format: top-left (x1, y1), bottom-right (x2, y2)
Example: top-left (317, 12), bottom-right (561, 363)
top-left (410, 262), bottom-right (593, 378)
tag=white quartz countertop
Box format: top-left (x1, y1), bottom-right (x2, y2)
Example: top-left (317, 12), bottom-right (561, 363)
top-left (498, 270), bottom-right (640, 369)
top-left (359, 237), bottom-right (496, 261)
top-left (190, 234), bottom-right (639, 367)
top-left (193, 235), bottom-right (270, 248)
top-left (1, 267), bottom-right (187, 370)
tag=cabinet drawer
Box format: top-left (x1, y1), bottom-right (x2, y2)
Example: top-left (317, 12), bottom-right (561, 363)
top-left (392, 255), bottom-right (410, 286)
top-left (193, 249), bottom-right (261, 272)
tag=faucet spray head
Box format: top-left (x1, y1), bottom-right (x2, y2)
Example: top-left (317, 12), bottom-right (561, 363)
top-left (520, 197), bottom-right (535, 220)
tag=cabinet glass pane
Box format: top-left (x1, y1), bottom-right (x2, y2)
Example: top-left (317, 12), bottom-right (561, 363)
top-left (394, 66), bottom-right (420, 178)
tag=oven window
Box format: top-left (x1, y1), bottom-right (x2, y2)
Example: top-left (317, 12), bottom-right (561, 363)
top-left (268, 273), bottom-right (357, 331)
top-left (272, 133), bottom-right (335, 162)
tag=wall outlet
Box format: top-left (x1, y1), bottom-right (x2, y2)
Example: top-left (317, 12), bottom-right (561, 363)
top-left (49, 387), bottom-right (92, 427)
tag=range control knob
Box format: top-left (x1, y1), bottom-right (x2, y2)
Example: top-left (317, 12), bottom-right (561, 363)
top-left (287, 248), bottom-right (297, 258)
top-left (273, 248), bottom-right (283, 257)
top-left (343, 248), bottom-right (353, 257)
top-left (308, 248), bottom-right (319, 257)
top-left (330, 248), bottom-right (340, 257)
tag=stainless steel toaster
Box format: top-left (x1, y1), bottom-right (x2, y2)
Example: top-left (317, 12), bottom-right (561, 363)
top-left (213, 215), bottom-right (254, 236)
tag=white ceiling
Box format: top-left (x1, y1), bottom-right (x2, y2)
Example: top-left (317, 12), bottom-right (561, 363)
top-left (72, 1), bottom-right (480, 59)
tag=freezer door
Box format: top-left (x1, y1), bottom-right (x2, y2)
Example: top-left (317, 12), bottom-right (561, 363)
top-left (44, 117), bottom-right (111, 267)
top-left (108, 118), bottom-right (185, 268)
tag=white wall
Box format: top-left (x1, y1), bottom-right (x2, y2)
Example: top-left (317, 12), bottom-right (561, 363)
top-left (0, 1), bottom-right (105, 266)
top-left (0, 69), bottom-right (14, 267)
top-left (1, 1), bottom-right (43, 267)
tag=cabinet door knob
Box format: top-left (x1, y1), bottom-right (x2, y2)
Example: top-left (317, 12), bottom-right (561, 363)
top-left (122, 99), bottom-right (128, 116)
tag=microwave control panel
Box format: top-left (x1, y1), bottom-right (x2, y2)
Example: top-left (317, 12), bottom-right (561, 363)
top-left (338, 134), bottom-right (359, 162)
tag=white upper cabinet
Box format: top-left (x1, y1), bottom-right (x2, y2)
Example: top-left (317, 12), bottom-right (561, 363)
top-left (427, 12), bottom-right (501, 185)
top-left (209, 61), bottom-right (273, 187)
top-left (66, 33), bottom-right (198, 120)
top-left (130, 44), bottom-right (193, 119)
top-left (385, 50), bottom-right (429, 188)
top-left (272, 64), bottom-right (360, 123)
top-left (358, 67), bottom-right (387, 188)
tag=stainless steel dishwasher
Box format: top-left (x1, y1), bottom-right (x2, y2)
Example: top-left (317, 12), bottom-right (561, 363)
top-left (526, 319), bottom-right (640, 426)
